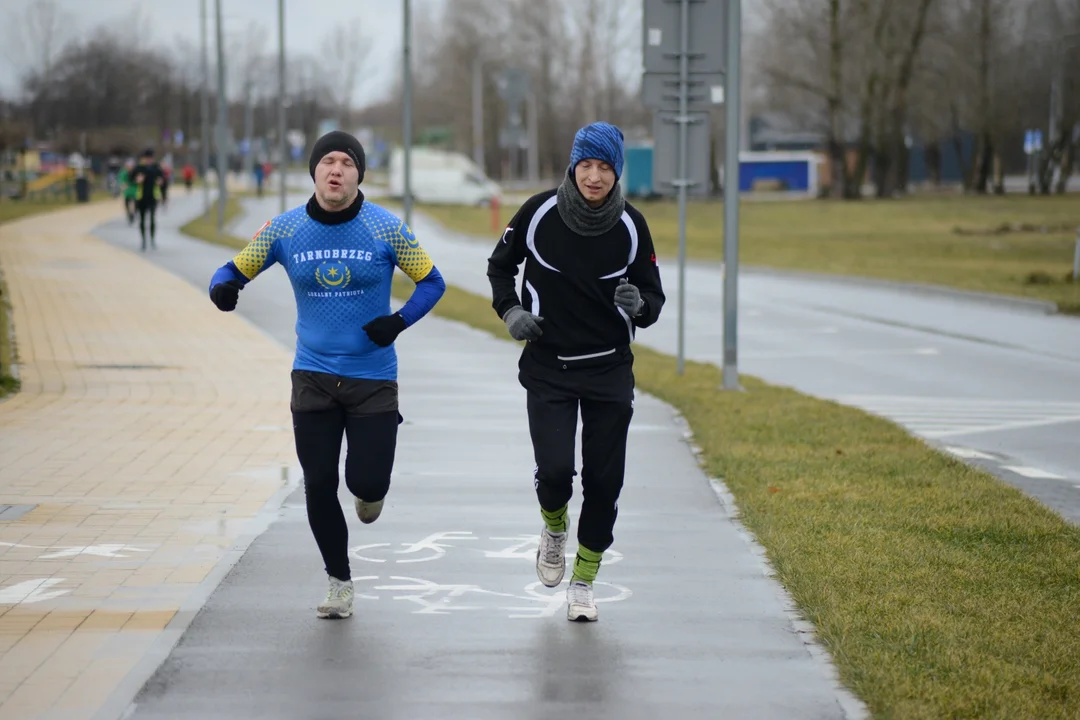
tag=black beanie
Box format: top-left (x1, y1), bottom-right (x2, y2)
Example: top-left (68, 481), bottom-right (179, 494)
top-left (309, 131), bottom-right (366, 182)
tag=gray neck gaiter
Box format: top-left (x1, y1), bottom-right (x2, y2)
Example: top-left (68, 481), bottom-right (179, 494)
top-left (556, 169), bottom-right (626, 237)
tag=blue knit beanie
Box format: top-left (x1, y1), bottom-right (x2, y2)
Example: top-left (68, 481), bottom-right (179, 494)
top-left (568, 122), bottom-right (625, 179)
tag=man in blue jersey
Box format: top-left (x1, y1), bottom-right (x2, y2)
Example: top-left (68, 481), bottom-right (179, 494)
top-left (208, 131), bottom-right (446, 619)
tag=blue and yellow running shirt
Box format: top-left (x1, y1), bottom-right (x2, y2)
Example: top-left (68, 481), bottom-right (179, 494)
top-left (208, 200), bottom-right (446, 380)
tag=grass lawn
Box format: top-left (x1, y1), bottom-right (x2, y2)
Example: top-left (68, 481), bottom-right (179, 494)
top-left (391, 276), bottom-right (1080, 720)
top-left (179, 198), bottom-right (247, 251)
top-left (0, 269), bottom-right (16, 399)
top-left (0, 196), bottom-right (97, 224)
top-left (402, 194), bottom-right (1080, 314)
top-left (186, 203), bottom-right (1080, 718)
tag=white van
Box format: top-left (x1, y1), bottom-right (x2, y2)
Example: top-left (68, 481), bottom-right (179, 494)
top-left (388, 146), bottom-right (501, 206)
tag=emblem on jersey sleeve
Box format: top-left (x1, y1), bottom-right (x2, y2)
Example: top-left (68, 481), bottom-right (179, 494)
top-left (398, 221), bottom-right (420, 249)
top-left (315, 261), bottom-right (351, 289)
top-left (254, 219), bottom-right (272, 239)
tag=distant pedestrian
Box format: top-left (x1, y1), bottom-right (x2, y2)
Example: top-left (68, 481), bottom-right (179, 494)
top-left (131, 148), bottom-right (165, 250)
top-left (487, 121), bottom-right (665, 622)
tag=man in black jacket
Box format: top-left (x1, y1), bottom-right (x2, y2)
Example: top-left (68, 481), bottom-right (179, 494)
top-left (487, 121), bottom-right (665, 622)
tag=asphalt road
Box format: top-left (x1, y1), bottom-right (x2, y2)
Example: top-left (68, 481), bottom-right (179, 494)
top-left (90, 195), bottom-right (861, 719)
top-left (240, 184), bottom-right (1080, 524)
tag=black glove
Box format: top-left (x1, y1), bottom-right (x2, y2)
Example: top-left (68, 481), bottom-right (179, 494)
top-left (210, 279), bottom-right (243, 312)
top-left (363, 312), bottom-right (408, 347)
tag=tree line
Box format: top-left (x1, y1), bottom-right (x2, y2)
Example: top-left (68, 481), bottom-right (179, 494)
top-left (1, 0), bottom-right (648, 184)
top-left (0, 1), bottom-right (363, 168)
top-left (2, 0), bottom-right (1078, 198)
top-left (754, 0), bottom-right (1080, 197)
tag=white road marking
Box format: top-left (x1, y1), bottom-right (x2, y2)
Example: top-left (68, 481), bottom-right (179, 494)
top-left (835, 396), bottom-right (1080, 439)
top-left (349, 575), bottom-right (632, 618)
top-left (741, 347), bottom-right (939, 361)
top-left (0, 541), bottom-right (150, 559)
top-left (0, 579), bottom-right (69, 605)
top-left (1003, 466), bottom-right (1066, 480)
top-left (943, 446), bottom-right (998, 461)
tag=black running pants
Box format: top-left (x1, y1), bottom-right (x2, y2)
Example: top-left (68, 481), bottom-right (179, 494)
top-left (519, 348), bottom-right (635, 554)
top-left (291, 371), bottom-right (401, 582)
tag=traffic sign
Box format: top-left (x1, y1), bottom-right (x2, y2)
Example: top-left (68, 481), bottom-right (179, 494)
top-left (643, 0), bottom-right (727, 76)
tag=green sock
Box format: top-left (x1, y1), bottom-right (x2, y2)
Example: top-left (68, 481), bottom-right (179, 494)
top-left (540, 504), bottom-right (568, 533)
top-left (572, 546), bottom-right (603, 584)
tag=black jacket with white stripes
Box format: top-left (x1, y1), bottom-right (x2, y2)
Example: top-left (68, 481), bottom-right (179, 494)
top-left (487, 188), bottom-right (666, 361)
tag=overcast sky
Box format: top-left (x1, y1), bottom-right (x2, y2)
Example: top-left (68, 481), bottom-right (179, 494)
top-left (0, 0), bottom-right (765, 105)
top-left (0, 0), bottom-right (410, 103)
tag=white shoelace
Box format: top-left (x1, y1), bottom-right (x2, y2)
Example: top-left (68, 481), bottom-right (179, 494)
top-left (541, 531), bottom-right (565, 565)
top-left (328, 580), bottom-right (352, 602)
top-left (568, 582), bottom-right (593, 606)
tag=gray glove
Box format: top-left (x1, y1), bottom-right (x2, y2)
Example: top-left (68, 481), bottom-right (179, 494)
top-left (614, 278), bottom-right (643, 317)
top-left (503, 305), bottom-right (544, 342)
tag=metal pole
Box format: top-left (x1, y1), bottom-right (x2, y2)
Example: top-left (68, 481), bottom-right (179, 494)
top-left (472, 56), bottom-right (484, 172)
top-left (214, 0), bottom-right (228, 233)
top-left (278, 0), bottom-right (287, 213)
top-left (1073, 228), bottom-right (1080, 283)
top-left (527, 89), bottom-right (539, 185)
top-left (675, 0), bottom-right (690, 375)
top-left (402, 0), bottom-right (413, 227)
top-left (722, 0), bottom-right (742, 390)
top-left (243, 82), bottom-right (254, 184)
top-left (200, 0), bottom-right (210, 214)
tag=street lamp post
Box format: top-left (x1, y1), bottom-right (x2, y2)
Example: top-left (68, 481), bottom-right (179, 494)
top-left (402, 0), bottom-right (413, 228)
top-left (200, 0), bottom-right (210, 214)
top-left (214, 0), bottom-right (228, 233)
top-left (278, 0), bottom-right (287, 213)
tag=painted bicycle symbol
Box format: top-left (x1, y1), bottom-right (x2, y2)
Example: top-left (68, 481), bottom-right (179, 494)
top-left (352, 575), bottom-right (632, 619)
top-left (350, 531), bottom-right (477, 563)
top-left (348, 531), bottom-right (622, 566)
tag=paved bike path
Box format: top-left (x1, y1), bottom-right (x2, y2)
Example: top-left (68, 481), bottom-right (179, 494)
top-left (90, 195), bottom-right (863, 719)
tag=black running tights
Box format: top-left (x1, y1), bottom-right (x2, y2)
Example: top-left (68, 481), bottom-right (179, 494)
top-left (293, 409), bottom-right (399, 582)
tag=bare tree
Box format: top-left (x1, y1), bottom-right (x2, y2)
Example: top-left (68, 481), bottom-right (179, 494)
top-left (4, 0), bottom-right (72, 91)
top-left (323, 19), bottom-right (372, 126)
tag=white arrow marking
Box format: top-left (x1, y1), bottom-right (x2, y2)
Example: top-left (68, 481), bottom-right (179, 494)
top-left (0, 579), bottom-right (69, 605)
top-left (38, 544), bottom-right (150, 559)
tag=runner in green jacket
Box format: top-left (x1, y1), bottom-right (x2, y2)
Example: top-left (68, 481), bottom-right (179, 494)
top-left (118, 159), bottom-right (138, 224)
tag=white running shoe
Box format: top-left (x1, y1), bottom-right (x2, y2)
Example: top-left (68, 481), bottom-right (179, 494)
top-left (354, 496), bottom-right (384, 524)
top-left (536, 527), bottom-right (568, 587)
top-left (566, 580), bottom-right (598, 622)
top-left (317, 576), bottom-right (354, 619)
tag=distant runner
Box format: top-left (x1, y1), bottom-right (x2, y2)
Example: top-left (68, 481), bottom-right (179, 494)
top-left (131, 148), bottom-right (165, 251)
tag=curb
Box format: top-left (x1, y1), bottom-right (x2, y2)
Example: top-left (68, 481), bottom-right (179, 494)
top-left (93, 466), bottom-right (303, 720)
top-left (670, 408), bottom-right (870, 720)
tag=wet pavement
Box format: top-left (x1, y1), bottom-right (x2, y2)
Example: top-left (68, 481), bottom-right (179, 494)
top-left (89, 195), bottom-right (862, 719)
